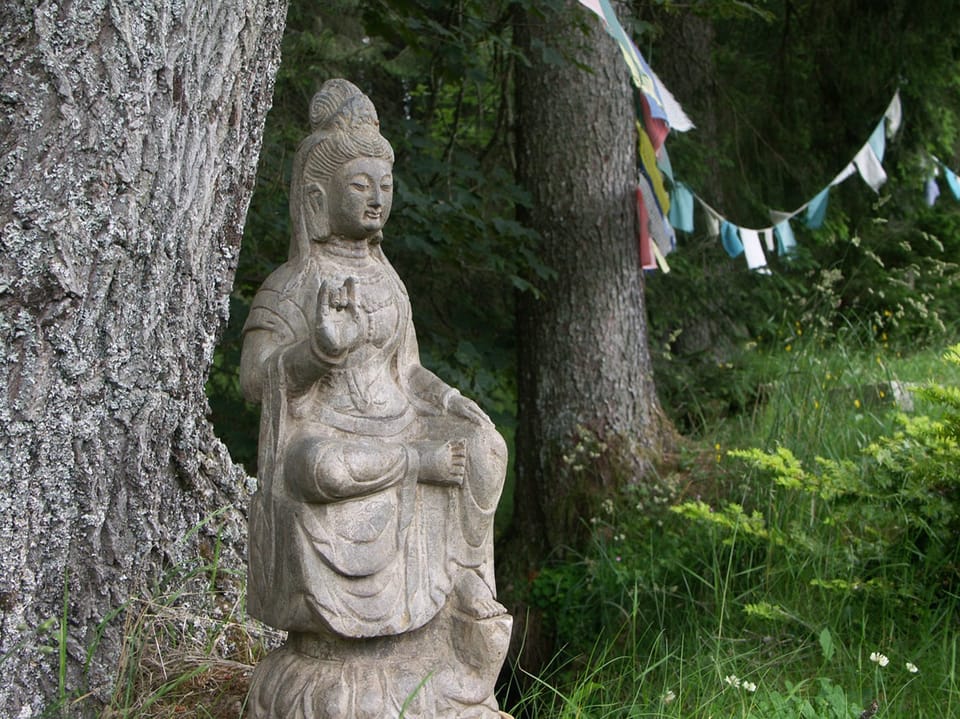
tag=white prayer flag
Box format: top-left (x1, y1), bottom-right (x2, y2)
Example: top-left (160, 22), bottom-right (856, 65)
top-left (739, 228), bottom-right (768, 272)
top-left (853, 143), bottom-right (887, 193)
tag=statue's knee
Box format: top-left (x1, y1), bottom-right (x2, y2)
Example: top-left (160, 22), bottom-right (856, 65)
top-left (286, 438), bottom-right (351, 500)
top-left (461, 427), bottom-right (507, 507)
top-left (470, 425), bottom-right (507, 476)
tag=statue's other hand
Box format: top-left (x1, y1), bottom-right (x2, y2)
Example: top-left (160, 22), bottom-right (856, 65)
top-left (314, 277), bottom-right (365, 356)
top-left (446, 393), bottom-right (490, 426)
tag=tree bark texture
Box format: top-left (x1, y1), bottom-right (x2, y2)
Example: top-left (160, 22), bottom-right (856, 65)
top-left (0, 1), bottom-right (284, 715)
top-left (511, 1), bottom-right (675, 561)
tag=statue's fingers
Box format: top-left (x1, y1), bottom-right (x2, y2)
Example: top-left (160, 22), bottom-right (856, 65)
top-left (317, 280), bottom-right (331, 314)
top-left (344, 277), bottom-right (362, 318)
top-left (344, 276), bottom-right (357, 307)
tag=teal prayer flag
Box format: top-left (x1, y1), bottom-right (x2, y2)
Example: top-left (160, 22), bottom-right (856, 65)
top-left (657, 145), bottom-right (674, 183)
top-left (805, 187), bottom-right (830, 229)
top-left (868, 119), bottom-right (886, 163)
top-left (668, 182), bottom-right (695, 233)
top-left (775, 219), bottom-right (797, 255)
top-left (945, 167), bottom-right (960, 200)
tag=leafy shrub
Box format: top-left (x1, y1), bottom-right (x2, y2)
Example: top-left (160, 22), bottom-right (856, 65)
top-left (674, 345), bottom-right (960, 628)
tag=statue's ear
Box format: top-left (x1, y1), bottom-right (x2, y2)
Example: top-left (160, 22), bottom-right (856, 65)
top-left (303, 182), bottom-right (328, 241)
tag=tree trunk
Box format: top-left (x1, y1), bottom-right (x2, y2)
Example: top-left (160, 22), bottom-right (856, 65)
top-left (510, 0), bottom-right (675, 566)
top-left (0, 2), bottom-right (285, 715)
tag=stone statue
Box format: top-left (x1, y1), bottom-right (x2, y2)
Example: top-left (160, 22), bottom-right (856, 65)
top-left (241, 79), bottom-right (513, 718)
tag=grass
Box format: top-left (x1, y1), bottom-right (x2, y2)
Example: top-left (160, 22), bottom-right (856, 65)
top-left (512, 338), bottom-right (960, 717)
top-left (88, 520), bottom-right (283, 719)
top-left (76, 337), bottom-right (960, 717)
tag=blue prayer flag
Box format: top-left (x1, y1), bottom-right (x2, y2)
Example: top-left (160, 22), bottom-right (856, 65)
top-left (721, 221), bottom-right (744, 258)
top-left (925, 177), bottom-right (941, 207)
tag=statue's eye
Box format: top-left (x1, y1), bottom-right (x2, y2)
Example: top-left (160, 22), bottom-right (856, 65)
top-left (351, 181), bottom-right (369, 191)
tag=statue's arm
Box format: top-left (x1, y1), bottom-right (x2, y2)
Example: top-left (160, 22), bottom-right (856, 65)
top-left (239, 327), bottom-right (274, 403)
top-left (400, 320), bottom-right (492, 426)
top-left (241, 326), bottom-right (349, 402)
top-left (240, 293), bottom-right (347, 402)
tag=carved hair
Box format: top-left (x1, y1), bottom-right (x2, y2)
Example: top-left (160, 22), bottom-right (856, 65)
top-left (301, 80), bottom-right (394, 193)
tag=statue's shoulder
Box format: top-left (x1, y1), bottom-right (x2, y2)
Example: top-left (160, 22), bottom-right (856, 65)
top-left (244, 262), bottom-right (311, 338)
top-left (252, 260), bottom-right (319, 307)
top-left (256, 261), bottom-right (300, 296)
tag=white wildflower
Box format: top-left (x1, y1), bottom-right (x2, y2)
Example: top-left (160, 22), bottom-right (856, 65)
top-left (869, 651), bottom-right (889, 667)
top-left (662, 689), bottom-right (676, 704)
top-left (742, 680), bottom-right (757, 693)
top-left (724, 674), bottom-right (741, 688)
top-left (906, 662), bottom-right (919, 673)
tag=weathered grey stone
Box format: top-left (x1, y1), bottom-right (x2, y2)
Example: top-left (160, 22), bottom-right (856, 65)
top-left (240, 79), bottom-right (511, 718)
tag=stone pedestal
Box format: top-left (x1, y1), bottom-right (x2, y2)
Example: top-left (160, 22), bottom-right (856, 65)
top-left (246, 603), bottom-right (512, 718)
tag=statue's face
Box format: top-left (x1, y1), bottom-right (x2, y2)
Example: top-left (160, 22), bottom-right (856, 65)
top-left (326, 157), bottom-right (394, 240)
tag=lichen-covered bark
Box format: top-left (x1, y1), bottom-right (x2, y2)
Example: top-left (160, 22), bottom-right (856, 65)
top-left (511, 1), bottom-right (675, 561)
top-left (0, 1), bottom-right (285, 715)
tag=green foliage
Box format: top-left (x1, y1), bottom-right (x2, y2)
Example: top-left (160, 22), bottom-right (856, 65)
top-left (689, 345), bottom-right (960, 616)
top-left (511, 343), bottom-right (960, 717)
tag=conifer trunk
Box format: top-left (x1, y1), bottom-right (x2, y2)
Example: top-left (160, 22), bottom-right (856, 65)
top-left (510, 0), bottom-right (675, 569)
top-left (0, 2), bottom-right (284, 714)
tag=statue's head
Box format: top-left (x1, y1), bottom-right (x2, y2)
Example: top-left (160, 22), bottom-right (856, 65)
top-left (289, 79), bottom-right (395, 258)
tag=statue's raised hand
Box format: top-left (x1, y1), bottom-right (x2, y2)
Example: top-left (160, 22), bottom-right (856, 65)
top-left (313, 277), bottom-right (365, 356)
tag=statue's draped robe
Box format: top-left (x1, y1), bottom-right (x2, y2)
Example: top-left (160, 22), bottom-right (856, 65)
top-left (243, 243), bottom-right (501, 638)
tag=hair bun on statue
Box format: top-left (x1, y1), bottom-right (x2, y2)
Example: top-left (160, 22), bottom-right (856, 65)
top-left (309, 79), bottom-right (380, 132)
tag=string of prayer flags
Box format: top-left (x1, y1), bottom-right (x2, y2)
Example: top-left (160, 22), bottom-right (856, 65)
top-left (670, 90), bottom-right (902, 270)
top-left (573, 4), bottom-right (908, 276)
top-left (576, 0), bottom-right (693, 152)
top-left (576, 0), bottom-right (688, 273)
